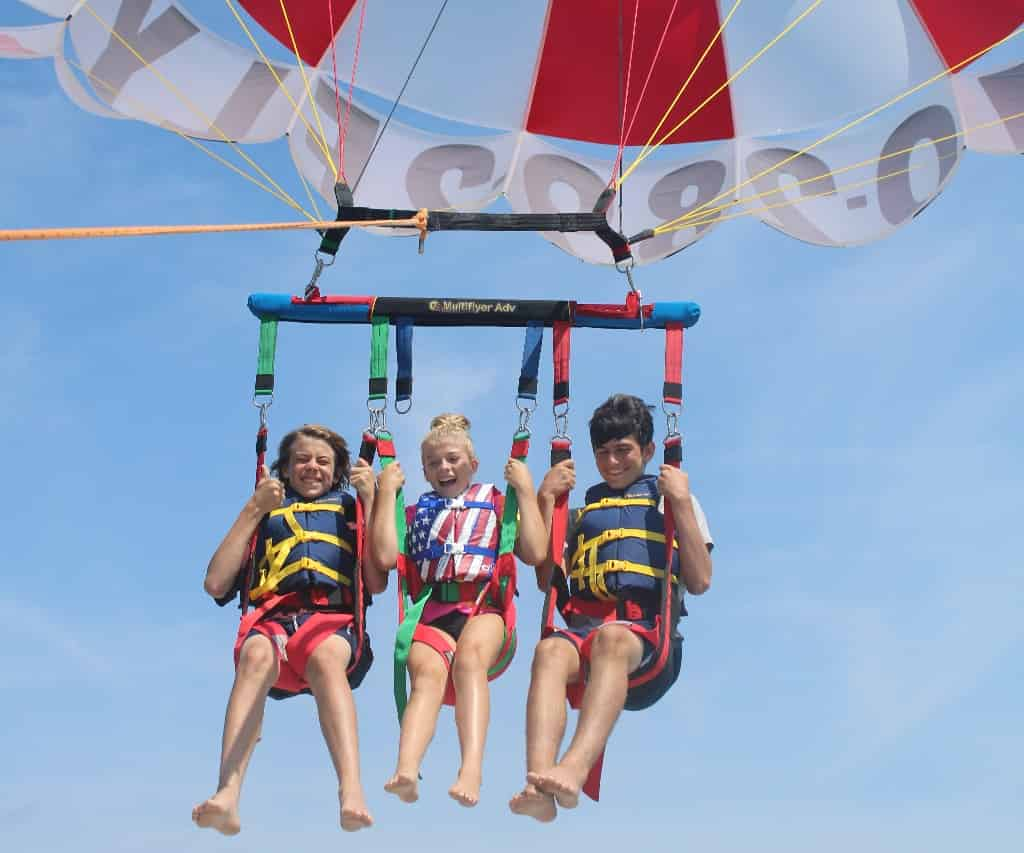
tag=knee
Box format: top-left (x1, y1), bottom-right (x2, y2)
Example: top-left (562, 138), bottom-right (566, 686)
top-left (237, 636), bottom-right (277, 679)
top-left (451, 643), bottom-right (489, 679)
top-left (590, 626), bottom-right (637, 660)
top-left (531, 637), bottom-right (574, 677)
top-left (305, 636), bottom-right (352, 682)
top-left (408, 649), bottom-right (449, 691)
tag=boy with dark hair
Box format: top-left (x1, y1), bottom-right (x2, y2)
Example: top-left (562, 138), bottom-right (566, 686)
top-left (509, 394), bottom-right (713, 822)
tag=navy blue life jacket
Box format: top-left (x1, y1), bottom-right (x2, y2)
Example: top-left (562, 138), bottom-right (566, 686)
top-left (249, 487), bottom-right (357, 609)
top-left (567, 475), bottom-right (681, 607)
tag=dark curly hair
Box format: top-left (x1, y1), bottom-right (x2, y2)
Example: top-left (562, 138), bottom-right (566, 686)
top-left (589, 394), bottom-right (654, 449)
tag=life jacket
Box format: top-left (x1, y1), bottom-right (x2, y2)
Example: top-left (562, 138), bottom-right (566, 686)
top-left (566, 475), bottom-right (682, 608)
top-left (247, 486), bottom-right (357, 610)
top-left (394, 482), bottom-right (516, 717)
top-left (408, 483), bottom-right (502, 584)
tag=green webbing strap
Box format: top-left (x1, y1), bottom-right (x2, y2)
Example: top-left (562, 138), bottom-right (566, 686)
top-left (375, 430), bottom-right (419, 722)
top-left (498, 429), bottom-right (531, 555)
top-left (369, 315), bottom-right (389, 401)
top-left (394, 578), bottom-right (431, 722)
top-left (255, 319), bottom-right (278, 397)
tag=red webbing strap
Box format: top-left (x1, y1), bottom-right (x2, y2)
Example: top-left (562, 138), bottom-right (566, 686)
top-left (545, 320), bottom-right (573, 635)
top-left (628, 320), bottom-right (684, 689)
top-left (663, 323), bottom-right (683, 405)
top-left (351, 431), bottom-right (378, 674)
top-left (552, 320), bottom-right (571, 406)
top-left (240, 425), bottom-right (269, 616)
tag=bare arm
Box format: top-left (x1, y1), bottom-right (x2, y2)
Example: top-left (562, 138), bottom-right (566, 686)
top-left (366, 462), bottom-right (405, 576)
top-left (658, 465), bottom-right (713, 595)
top-left (204, 467), bottom-right (282, 599)
top-left (350, 458), bottom-right (389, 594)
top-left (506, 459), bottom-right (546, 566)
top-left (532, 459), bottom-right (576, 590)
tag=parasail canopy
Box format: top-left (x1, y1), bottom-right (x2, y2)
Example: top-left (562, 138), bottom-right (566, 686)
top-left (2, 1), bottom-right (1023, 265)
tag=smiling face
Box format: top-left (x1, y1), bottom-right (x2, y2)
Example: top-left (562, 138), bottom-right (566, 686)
top-left (593, 434), bottom-right (655, 491)
top-left (282, 435), bottom-right (337, 500)
top-left (421, 436), bottom-right (479, 498)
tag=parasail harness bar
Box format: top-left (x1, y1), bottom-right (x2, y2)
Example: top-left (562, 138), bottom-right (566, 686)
top-left (248, 292), bottom-right (699, 331)
top-left (316, 183), bottom-right (634, 266)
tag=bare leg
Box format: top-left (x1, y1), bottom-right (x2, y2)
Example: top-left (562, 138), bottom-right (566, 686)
top-left (193, 634), bottom-right (278, 835)
top-left (305, 635), bottom-right (372, 831)
top-left (384, 638), bottom-right (450, 803)
top-left (448, 613), bottom-right (506, 807)
top-left (529, 625), bottom-right (643, 809)
top-left (509, 637), bottom-right (580, 822)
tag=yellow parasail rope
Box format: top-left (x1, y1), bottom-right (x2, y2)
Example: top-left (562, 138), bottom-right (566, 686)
top-left (223, 0), bottom-right (336, 172)
top-left (278, 0), bottom-right (338, 180)
top-left (79, 1), bottom-right (308, 217)
top-left (657, 26), bottom-right (1024, 234)
top-left (620, 0), bottom-right (823, 186)
top-left (666, 109), bottom-right (1024, 228)
top-left (65, 56), bottom-right (313, 218)
top-left (656, 156), bottom-right (951, 235)
top-left (620, 0), bottom-right (745, 186)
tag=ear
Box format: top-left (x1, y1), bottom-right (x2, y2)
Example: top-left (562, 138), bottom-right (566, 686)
top-left (641, 441), bottom-right (657, 464)
top-left (471, 456), bottom-right (480, 474)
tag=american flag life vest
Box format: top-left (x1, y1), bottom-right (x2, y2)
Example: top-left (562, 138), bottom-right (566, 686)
top-left (408, 483), bottom-right (502, 583)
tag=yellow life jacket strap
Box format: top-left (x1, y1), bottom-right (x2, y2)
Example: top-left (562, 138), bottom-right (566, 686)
top-left (270, 502), bottom-right (347, 515)
top-left (250, 556), bottom-right (353, 600)
top-left (253, 503), bottom-right (353, 597)
top-left (577, 496), bottom-right (657, 519)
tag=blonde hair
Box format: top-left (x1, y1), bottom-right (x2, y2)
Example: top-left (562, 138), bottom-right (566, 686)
top-left (421, 412), bottom-right (476, 459)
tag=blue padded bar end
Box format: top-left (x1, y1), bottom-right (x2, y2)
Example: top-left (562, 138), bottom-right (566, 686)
top-left (247, 294), bottom-right (371, 324)
top-left (650, 301), bottom-right (701, 328)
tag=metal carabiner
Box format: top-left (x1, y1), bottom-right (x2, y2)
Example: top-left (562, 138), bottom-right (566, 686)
top-left (661, 400), bottom-right (681, 439)
top-left (304, 250), bottom-right (336, 300)
top-left (366, 398), bottom-right (387, 433)
top-left (616, 257), bottom-right (645, 332)
top-left (552, 400), bottom-right (570, 439)
top-left (253, 399), bottom-right (272, 428)
top-left (516, 396), bottom-right (538, 433)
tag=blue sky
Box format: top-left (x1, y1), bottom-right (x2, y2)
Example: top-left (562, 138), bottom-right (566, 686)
top-left (1, 4), bottom-right (1022, 853)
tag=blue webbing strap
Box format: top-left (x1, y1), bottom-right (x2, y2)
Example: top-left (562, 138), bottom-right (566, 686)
top-left (395, 317), bottom-right (414, 409)
top-left (518, 321), bottom-right (544, 400)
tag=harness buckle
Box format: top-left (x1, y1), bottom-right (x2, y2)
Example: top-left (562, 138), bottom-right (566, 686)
top-left (442, 542), bottom-right (465, 556)
top-left (445, 496), bottom-right (465, 510)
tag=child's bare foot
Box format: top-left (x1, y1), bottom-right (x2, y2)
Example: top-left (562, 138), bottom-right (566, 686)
top-left (191, 791), bottom-right (241, 835)
top-left (448, 767), bottom-right (482, 807)
top-left (509, 783), bottom-right (557, 822)
top-left (527, 766), bottom-right (584, 809)
top-left (339, 788), bottom-right (373, 832)
top-left (384, 772), bottom-right (419, 804)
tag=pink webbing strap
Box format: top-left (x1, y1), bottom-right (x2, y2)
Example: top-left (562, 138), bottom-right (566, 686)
top-left (552, 320), bottom-right (571, 407)
top-left (664, 322), bottom-right (683, 405)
